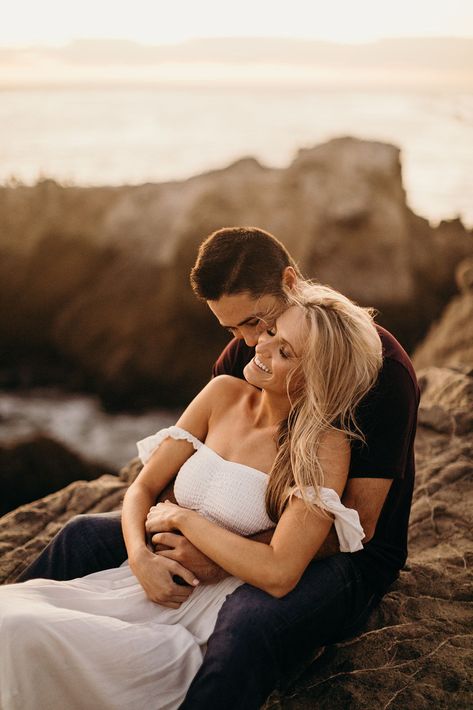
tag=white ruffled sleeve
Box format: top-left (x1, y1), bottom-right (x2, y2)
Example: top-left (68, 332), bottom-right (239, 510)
top-left (136, 425), bottom-right (203, 465)
top-left (294, 486), bottom-right (365, 553)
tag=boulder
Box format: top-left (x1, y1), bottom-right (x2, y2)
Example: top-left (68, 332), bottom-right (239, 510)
top-left (413, 256), bottom-right (473, 370)
top-left (0, 138), bottom-right (471, 407)
top-left (0, 435), bottom-right (116, 516)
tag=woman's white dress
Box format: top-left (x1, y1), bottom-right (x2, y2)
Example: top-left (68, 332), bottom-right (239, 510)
top-left (0, 426), bottom-right (364, 710)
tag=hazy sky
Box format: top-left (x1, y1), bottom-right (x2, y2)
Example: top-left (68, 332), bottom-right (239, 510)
top-left (2, 0), bottom-right (473, 46)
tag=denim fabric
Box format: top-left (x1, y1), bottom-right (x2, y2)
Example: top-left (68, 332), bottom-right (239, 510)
top-left (180, 553), bottom-right (379, 710)
top-left (17, 512), bottom-right (127, 582)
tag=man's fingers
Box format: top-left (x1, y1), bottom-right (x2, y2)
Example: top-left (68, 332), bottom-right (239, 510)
top-left (155, 548), bottom-right (178, 560)
top-left (170, 580), bottom-right (194, 596)
top-left (171, 561), bottom-right (199, 588)
top-left (152, 532), bottom-right (181, 548)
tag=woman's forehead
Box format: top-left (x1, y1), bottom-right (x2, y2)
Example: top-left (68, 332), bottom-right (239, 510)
top-left (275, 306), bottom-right (308, 355)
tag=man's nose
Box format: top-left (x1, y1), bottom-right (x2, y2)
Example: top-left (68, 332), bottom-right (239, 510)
top-left (240, 327), bottom-right (259, 347)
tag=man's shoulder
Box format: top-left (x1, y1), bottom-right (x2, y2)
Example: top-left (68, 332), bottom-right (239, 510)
top-left (213, 339), bottom-right (255, 379)
top-left (376, 325), bottom-right (419, 397)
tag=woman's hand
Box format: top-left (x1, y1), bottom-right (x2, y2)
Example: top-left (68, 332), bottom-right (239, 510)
top-left (145, 500), bottom-right (187, 535)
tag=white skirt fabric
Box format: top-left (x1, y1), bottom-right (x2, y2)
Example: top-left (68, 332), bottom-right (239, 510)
top-left (0, 564), bottom-right (242, 710)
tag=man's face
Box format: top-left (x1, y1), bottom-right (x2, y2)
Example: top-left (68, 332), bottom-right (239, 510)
top-left (207, 292), bottom-right (286, 347)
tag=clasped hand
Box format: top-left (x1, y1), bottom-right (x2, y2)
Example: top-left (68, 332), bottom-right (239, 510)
top-left (144, 502), bottom-right (228, 591)
top-left (146, 500), bottom-right (182, 537)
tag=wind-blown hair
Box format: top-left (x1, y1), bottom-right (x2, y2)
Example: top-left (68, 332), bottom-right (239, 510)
top-left (266, 282), bottom-right (383, 522)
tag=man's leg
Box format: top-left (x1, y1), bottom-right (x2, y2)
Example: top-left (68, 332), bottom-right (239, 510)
top-left (180, 554), bottom-right (380, 710)
top-left (16, 511), bottom-right (127, 582)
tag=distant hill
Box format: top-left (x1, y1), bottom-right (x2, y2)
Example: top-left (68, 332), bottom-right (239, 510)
top-left (1, 36), bottom-right (472, 88)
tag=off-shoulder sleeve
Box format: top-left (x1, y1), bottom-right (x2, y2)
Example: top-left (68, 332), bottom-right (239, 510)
top-left (136, 426), bottom-right (203, 465)
top-left (294, 486), bottom-right (365, 553)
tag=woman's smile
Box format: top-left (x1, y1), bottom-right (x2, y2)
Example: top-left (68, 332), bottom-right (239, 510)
top-left (253, 355), bottom-right (272, 374)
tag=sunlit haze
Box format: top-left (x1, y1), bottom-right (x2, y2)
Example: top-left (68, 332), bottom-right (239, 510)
top-left (2, 0), bottom-right (473, 46)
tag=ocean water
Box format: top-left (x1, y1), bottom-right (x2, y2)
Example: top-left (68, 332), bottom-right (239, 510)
top-left (0, 389), bottom-right (178, 469)
top-left (0, 85), bottom-right (472, 226)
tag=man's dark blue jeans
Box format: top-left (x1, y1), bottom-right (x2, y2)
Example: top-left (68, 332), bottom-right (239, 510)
top-left (17, 512), bottom-right (380, 710)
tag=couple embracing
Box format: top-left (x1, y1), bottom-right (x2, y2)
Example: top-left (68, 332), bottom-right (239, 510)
top-left (1, 227), bottom-right (419, 709)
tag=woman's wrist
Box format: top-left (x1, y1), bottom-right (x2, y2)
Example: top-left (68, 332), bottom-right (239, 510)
top-left (173, 506), bottom-right (198, 534)
top-left (128, 543), bottom-right (152, 572)
top-left (173, 506), bottom-right (190, 530)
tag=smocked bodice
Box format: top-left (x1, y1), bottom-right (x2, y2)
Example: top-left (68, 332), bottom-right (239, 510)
top-left (137, 426), bottom-right (365, 552)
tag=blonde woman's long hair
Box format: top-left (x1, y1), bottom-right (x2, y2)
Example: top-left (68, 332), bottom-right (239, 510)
top-left (266, 282), bottom-right (383, 522)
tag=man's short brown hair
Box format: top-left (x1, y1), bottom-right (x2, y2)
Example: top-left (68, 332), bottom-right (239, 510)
top-left (190, 227), bottom-right (301, 301)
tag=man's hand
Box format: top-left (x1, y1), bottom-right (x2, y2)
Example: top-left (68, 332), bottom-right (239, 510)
top-left (151, 527), bottom-right (275, 584)
top-left (151, 532), bottom-right (229, 584)
top-left (130, 547), bottom-right (199, 608)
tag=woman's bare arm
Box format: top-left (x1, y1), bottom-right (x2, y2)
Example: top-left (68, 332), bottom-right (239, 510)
top-left (121, 378), bottom-right (218, 605)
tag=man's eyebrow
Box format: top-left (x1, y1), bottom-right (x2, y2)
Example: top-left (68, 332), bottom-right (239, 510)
top-left (223, 313), bottom-right (265, 328)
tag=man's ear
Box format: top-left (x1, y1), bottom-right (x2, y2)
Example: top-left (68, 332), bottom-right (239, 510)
top-left (282, 266), bottom-right (298, 291)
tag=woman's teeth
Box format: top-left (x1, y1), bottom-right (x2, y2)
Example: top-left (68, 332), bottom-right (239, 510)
top-left (254, 355), bottom-right (271, 374)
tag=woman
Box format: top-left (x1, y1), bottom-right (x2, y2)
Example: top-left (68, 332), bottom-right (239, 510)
top-left (0, 282), bottom-right (382, 710)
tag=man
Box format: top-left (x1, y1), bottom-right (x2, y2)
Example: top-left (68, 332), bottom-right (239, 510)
top-left (18, 227), bottom-right (420, 709)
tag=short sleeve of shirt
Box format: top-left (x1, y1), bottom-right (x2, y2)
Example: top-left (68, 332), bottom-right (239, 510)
top-left (349, 359), bottom-right (419, 480)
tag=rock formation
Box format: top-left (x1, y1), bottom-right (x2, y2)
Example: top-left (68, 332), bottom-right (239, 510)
top-left (0, 435), bottom-right (116, 516)
top-left (413, 256), bottom-right (473, 371)
top-left (0, 138), bottom-right (471, 407)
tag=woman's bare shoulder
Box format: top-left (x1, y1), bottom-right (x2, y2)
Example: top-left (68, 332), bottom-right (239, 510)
top-left (209, 374), bottom-right (253, 398)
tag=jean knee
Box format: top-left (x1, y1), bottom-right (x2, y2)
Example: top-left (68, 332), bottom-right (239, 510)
top-left (60, 514), bottom-right (93, 541)
top-left (216, 585), bottom-right (282, 651)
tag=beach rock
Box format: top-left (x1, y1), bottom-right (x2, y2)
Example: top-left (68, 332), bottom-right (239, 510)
top-left (0, 436), bottom-right (116, 516)
top-left (0, 473), bottom-right (128, 582)
top-left (413, 256), bottom-right (473, 370)
top-left (0, 138), bottom-right (471, 406)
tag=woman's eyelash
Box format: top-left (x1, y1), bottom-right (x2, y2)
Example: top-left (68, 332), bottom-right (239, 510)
top-left (279, 348), bottom-right (288, 359)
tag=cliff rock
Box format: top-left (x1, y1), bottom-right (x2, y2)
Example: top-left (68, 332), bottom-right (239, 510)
top-left (413, 256), bottom-right (473, 370)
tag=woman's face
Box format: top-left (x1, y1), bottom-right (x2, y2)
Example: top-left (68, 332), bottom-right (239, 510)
top-left (243, 306), bottom-right (307, 396)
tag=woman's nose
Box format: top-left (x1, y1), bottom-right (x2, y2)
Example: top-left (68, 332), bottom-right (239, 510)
top-left (255, 330), bottom-right (271, 353)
